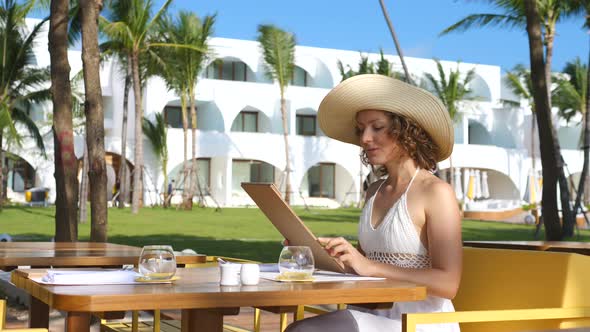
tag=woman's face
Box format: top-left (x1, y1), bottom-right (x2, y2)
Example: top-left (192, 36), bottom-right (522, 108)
top-left (356, 110), bottom-right (400, 165)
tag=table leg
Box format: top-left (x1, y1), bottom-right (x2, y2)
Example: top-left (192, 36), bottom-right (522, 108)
top-left (28, 296), bottom-right (49, 328)
top-left (181, 309), bottom-right (224, 332)
top-left (65, 311), bottom-right (90, 332)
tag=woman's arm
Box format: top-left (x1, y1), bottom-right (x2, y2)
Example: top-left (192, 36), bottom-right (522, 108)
top-left (321, 181), bottom-right (462, 299)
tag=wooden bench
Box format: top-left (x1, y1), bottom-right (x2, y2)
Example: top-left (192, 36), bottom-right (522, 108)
top-left (403, 247), bottom-right (590, 332)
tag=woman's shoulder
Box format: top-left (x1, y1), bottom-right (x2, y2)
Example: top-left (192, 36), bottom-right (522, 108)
top-left (415, 171), bottom-right (456, 202)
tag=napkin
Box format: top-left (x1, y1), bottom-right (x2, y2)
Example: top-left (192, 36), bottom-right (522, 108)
top-left (40, 269), bottom-right (138, 285)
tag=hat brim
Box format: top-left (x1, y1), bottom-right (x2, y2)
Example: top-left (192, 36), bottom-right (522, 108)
top-left (318, 74), bottom-right (454, 162)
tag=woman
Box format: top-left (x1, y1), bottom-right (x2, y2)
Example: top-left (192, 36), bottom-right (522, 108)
top-left (286, 74), bottom-right (462, 332)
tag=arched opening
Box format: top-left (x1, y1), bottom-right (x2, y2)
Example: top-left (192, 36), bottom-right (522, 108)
top-left (291, 66), bottom-right (311, 87)
top-left (299, 162), bottom-right (358, 206)
top-left (168, 158), bottom-right (211, 194)
top-left (2, 152), bottom-right (36, 201)
top-left (163, 100), bottom-right (224, 132)
top-left (230, 107), bottom-right (271, 133)
top-left (77, 152), bottom-right (133, 202)
top-left (301, 163), bottom-right (335, 198)
top-left (443, 167), bottom-right (521, 212)
top-left (232, 159), bottom-right (277, 196)
top-left (295, 108), bottom-right (317, 136)
top-left (468, 120), bottom-right (493, 145)
top-left (204, 57), bottom-right (255, 82)
top-left (466, 73), bottom-right (492, 102)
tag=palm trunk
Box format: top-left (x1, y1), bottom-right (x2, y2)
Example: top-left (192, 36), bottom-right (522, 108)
top-left (131, 51), bottom-right (143, 214)
top-left (531, 109), bottom-right (537, 171)
top-left (80, 0), bottom-right (108, 241)
top-left (524, 0), bottom-right (562, 240)
top-left (78, 140), bottom-right (89, 223)
top-left (181, 92), bottom-right (191, 209)
top-left (280, 91), bottom-right (291, 204)
top-left (574, 48), bottom-right (590, 216)
top-left (0, 134), bottom-right (4, 211)
top-left (118, 60), bottom-right (131, 209)
top-left (188, 96), bottom-right (196, 210)
top-left (378, 0), bottom-right (412, 85)
top-left (50, 0), bottom-right (79, 241)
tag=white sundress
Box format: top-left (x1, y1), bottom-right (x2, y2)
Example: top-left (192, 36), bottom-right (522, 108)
top-left (350, 169), bottom-right (460, 332)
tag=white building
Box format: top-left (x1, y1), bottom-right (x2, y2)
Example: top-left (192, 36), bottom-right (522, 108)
top-left (3, 20), bottom-right (584, 212)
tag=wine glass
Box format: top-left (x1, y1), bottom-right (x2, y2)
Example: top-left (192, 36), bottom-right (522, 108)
top-left (138, 245), bottom-right (177, 280)
top-left (278, 246), bottom-right (314, 280)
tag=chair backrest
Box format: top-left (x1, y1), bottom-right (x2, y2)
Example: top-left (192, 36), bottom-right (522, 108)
top-left (454, 247), bottom-right (590, 332)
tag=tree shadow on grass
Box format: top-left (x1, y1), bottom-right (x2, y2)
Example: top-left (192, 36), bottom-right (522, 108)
top-left (107, 235), bottom-right (285, 263)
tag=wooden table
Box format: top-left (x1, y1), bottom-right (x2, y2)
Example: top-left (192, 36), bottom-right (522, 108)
top-left (0, 242), bottom-right (206, 269)
top-left (11, 267), bottom-right (427, 332)
top-left (463, 240), bottom-right (590, 255)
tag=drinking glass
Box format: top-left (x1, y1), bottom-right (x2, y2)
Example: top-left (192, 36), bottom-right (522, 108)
top-left (138, 245), bottom-right (177, 280)
top-left (278, 246), bottom-right (314, 280)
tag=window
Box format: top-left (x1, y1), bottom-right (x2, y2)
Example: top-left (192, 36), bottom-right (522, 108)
top-left (170, 158), bottom-right (210, 193)
top-left (231, 111), bottom-right (258, 132)
top-left (164, 106), bottom-right (192, 129)
top-left (291, 66), bottom-right (308, 87)
top-left (232, 160), bottom-right (274, 194)
top-left (306, 163), bottom-right (335, 198)
top-left (206, 60), bottom-right (248, 82)
top-left (296, 115), bottom-right (316, 136)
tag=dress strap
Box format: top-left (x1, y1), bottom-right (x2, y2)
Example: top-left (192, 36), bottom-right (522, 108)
top-left (403, 168), bottom-right (421, 196)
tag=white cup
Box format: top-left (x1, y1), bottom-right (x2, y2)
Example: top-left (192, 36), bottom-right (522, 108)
top-left (240, 263), bottom-right (260, 285)
top-left (219, 263), bottom-right (241, 286)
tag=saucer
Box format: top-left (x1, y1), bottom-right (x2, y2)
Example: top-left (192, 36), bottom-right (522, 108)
top-left (134, 276), bottom-right (180, 283)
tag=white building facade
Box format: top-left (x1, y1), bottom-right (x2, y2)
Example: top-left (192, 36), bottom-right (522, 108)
top-left (3, 22), bottom-right (584, 211)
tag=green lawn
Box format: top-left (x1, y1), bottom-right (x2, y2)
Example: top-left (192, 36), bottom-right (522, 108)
top-left (1, 206), bottom-right (588, 262)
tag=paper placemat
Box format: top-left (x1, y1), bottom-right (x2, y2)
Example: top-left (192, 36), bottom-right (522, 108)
top-left (32, 269), bottom-right (177, 285)
top-left (260, 271), bottom-right (385, 283)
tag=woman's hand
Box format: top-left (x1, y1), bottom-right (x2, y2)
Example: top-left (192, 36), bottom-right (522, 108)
top-left (318, 237), bottom-right (374, 276)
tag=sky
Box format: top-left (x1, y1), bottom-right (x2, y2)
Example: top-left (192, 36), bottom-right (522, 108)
top-left (156, 0), bottom-right (587, 73)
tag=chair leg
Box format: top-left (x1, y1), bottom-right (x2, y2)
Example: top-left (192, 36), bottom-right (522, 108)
top-left (132, 310), bottom-right (139, 332)
top-left (279, 313), bottom-right (289, 332)
top-left (0, 300), bottom-right (6, 330)
top-left (294, 305), bottom-right (305, 321)
top-left (153, 309), bottom-right (160, 332)
top-left (253, 308), bottom-right (261, 332)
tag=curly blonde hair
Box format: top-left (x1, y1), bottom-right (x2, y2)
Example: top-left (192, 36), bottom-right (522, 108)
top-left (359, 112), bottom-right (439, 174)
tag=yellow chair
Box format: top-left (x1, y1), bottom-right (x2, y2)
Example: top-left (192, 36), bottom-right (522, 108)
top-left (0, 300), bottom-right (48, 332)
top-left (402, 247), bottom-right (590, 332)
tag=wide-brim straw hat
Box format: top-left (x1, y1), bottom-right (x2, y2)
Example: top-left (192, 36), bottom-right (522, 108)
top-left (318, 74), bottom-right (454, 161)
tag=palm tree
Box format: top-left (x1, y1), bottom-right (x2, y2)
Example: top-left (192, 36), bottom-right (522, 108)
top-left (0, 0), bottom-right (49, 149)
top-left (101, 0), bottom-right (173, 214)
top-left (102, 0), bottom-right (200, 213)
top-left (257, 24), bottom-right (296, 204)
top-left (554, 58), bottom-right (589, 213)
top-left (423, 59), bottom-right (475, 190)
top-left (160, 12), bottom-right (215, 210)
top-left (553, 58), bottom-right (587, 124)
top-left (506, 65), bottom-right (536, 170)
top-left (142, 113), bottom-right (168, 207)
top-left (523, 0), bottom-right (572, 239)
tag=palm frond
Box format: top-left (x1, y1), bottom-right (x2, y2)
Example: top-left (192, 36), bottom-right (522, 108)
top-left (257, 24), bottom-right (296, 87)
top-left (440, 13), bottom-right (524, 35)
top-left (11, 107), bottom-right (45, 157)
